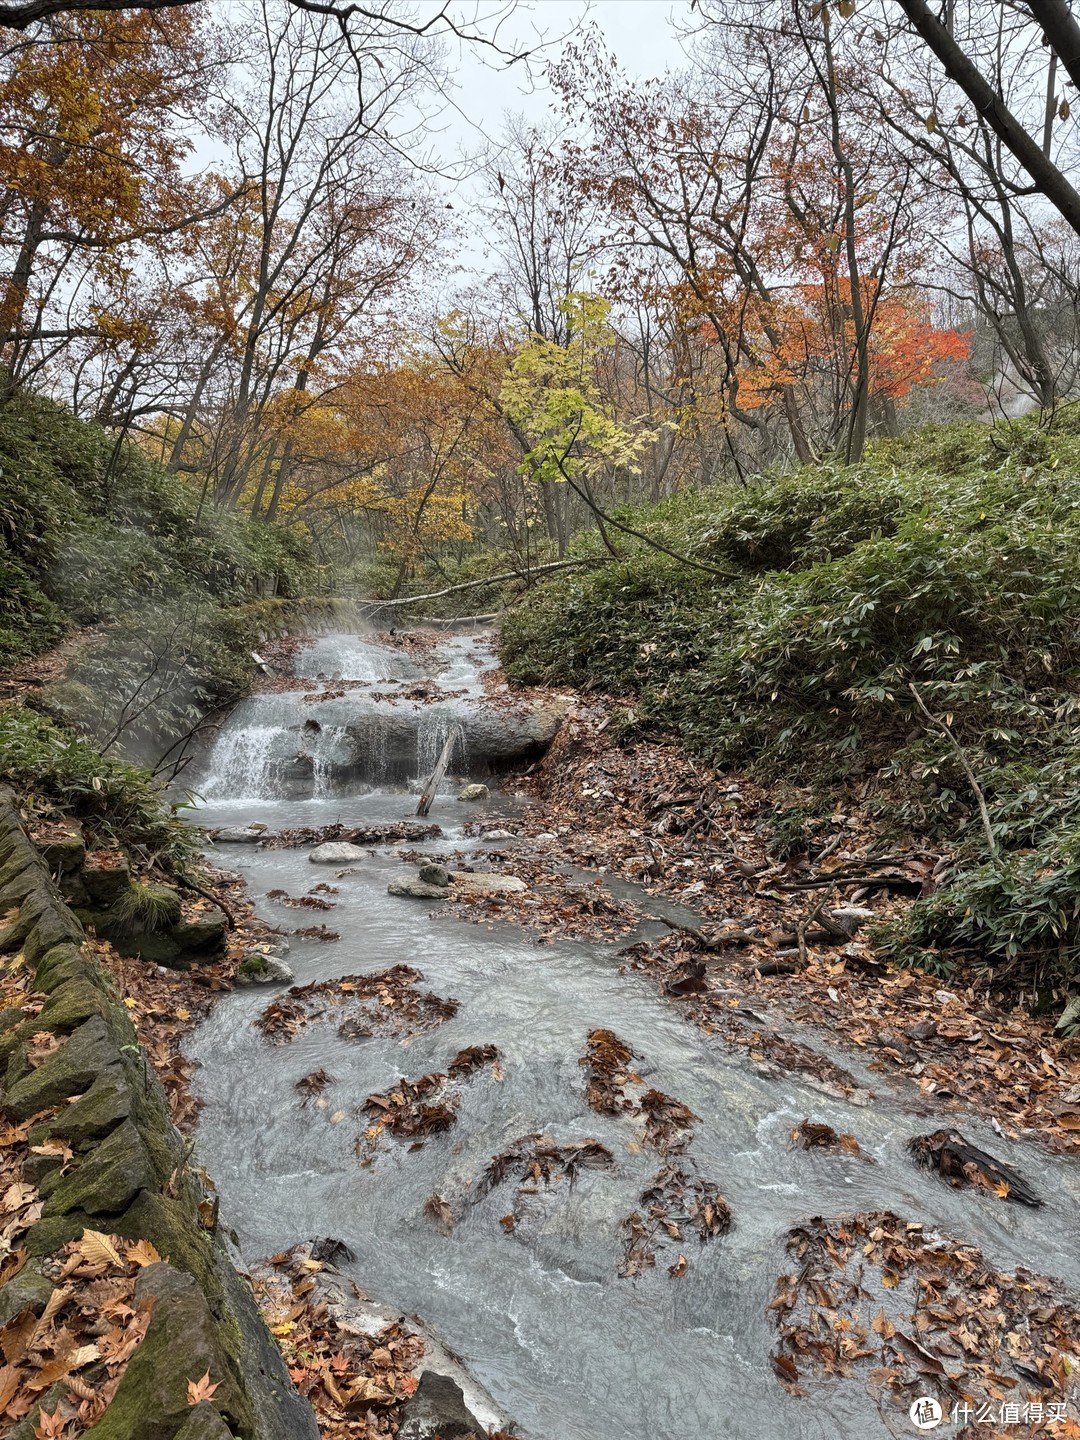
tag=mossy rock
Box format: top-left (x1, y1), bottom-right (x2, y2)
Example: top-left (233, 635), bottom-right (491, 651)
top-left (29, 1066), bottom-right (131, 1148)
top-left (35, 943), bottom-right (99, 993)
top-left (174, 1403), bottom-right (233, 1440)
top-left (25, 901), bottom-right (84, 965)
top-left (40, 829), bottom-right (85, 873)
top-left (43, 1118), bottom-right (154, 1219)
top-left (85, 1264), bottom-right (250, 1440)
top-left (5, 1015), bottom-right (124, 1119)
top-left (113, 930), bottom-right (184, 968)
top-left (82, 856), bottom-right (132, 907)
top-left (171, 912), bottom-right (227, 956)
top-left (37, 976), bottom-right (110, 1032)
top-left (0, 1266), bottom-right (54, 1326)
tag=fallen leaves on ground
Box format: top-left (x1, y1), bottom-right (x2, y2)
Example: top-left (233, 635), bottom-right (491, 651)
top-left (255, 966), bottom-right (458, 1045)
top-left (252, 1243), bottom-right (423, 1439)
top-left (0, 1224), bottom-right (158, 1437)
top-left (509, 708), bottom-right (1080, 1152)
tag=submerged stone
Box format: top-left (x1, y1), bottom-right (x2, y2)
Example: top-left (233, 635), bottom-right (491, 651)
top-left (309, 842), bottom-right (368, 864)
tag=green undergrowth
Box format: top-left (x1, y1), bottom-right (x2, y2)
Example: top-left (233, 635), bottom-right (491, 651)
top-left (0, 704), bottom-right (195, 866)
top-left (0, 387), bottom-right (315, 762)
top-left (501, 410), bottom-right (1080, 997)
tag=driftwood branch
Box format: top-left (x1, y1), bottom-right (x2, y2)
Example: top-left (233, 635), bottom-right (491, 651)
top-left (363, 559), bottom-right (601, 610)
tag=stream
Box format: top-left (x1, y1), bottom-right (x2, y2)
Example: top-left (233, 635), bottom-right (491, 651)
top-left (184, 629), bottom-right (1080, 1440)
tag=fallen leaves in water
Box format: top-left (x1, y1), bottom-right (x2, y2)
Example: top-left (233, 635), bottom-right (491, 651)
top-left (253, 1243), bottom-right (424, 1438)
top-left (619, 1164), bottom-right (732, 1279)
top-left (788, 1121), bottom-right (872, 1161)
top-left (427, 1134), bottom-right (616, 1234)
top-left (769, 1209), bottom-right (1080, 1424)
top-left (262, 822), bottom-right (441, 850)
top-left (579, 1029), bottom-right (697, 1154)
top-left (356, 1047), bottom-right (502, 1162)
top-left (291, 924), bottom-right (341, 943)
top-left (255, 966), bottom-right (458, 1046)
top-left (908, 1129), bottom-right (1041, 1206)
top-left (267, 890), bottom-right (335, 911)
top-left (296, 1070), bottom-right (335, 1101)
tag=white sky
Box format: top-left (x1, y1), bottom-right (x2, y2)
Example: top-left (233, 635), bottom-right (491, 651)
top-left (442, 0), bottom-right (689, 160)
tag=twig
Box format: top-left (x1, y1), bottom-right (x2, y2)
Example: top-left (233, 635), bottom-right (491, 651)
top-left (908, 682), bottom-right (999, 858)
top-left (176, 874), bottom-right (236, 929)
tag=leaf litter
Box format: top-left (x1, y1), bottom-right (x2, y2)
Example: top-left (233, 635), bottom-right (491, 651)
top-left (255, 966), bottom-right (458, 1045)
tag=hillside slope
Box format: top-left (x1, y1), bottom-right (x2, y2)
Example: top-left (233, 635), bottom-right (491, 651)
top-left (502, 414), bottom-right (1080, 1000)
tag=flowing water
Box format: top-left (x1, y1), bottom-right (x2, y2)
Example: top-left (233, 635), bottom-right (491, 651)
top-left (186, 630), bottom-right (1080, 1440)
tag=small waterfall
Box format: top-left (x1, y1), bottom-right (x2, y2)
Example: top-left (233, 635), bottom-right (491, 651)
top-left (195, 628), bottom-right (557, 805)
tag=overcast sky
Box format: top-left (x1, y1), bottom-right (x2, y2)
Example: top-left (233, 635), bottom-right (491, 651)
top-left (444, 0), bottom-right (688, 153)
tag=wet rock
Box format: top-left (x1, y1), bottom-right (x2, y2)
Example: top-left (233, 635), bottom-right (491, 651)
top-left (211, 825), bottom-right (266, 845)
top-left (396, 1371), bottom-right (489, 1440)
top-left (309, 841), bottom-right (368, 865)
top-left (418, 863), bottom-right (450, 887)
top-left (535, 831), bottom-right (557, 842)
top-left (236, 953), bottom-right (294, 985)
top-left (310, 1236), bottom-right (355, 1265)
top-left (909, 1128), bottom-right (1042, 1206)
top-left (449, 872), bottom-right (526, 896)
top-left (480, 829), bottom-right (514, 841)
top-left (388, 878), bottom-right (449, 900)
top-left (456, 783), bottom-right (489, 802)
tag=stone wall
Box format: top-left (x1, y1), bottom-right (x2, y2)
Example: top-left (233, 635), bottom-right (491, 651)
top-left (0, 787), bottom-right (319, 1440)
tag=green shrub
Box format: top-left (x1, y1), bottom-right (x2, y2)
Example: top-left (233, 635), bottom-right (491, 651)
top-left (0, 704), bottom-right (194, 865)
top-left (501, 407), bottom-right (1080, 993)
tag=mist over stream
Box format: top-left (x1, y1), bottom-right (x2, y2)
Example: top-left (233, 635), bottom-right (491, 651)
top-left (184, 630), bottom-right (1080, 1440)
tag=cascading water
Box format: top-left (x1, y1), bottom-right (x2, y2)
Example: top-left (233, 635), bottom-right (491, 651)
top-left (185, 629), bottom-right (1080, 1440)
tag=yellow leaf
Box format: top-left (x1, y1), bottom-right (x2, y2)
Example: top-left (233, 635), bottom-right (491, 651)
top-left (123, 997), bottom-right (137, 1010)
top-left (76, 1230), bottom-right (123, 1269)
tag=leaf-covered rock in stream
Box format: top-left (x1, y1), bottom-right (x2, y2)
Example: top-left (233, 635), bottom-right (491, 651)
top-left (579, 1029), bottom-right (697, 1153)
top-left (908, 1128), bottom-right (1041, 1206)
top-left (356, 1048), bottom-right (501, 1162)
top-left (789, 1121), bottom-right (873, 1161)
top-left (254, 966), bottom-right (458, 1045)
top-left (619, 1164), bottom-right (732, 1278)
